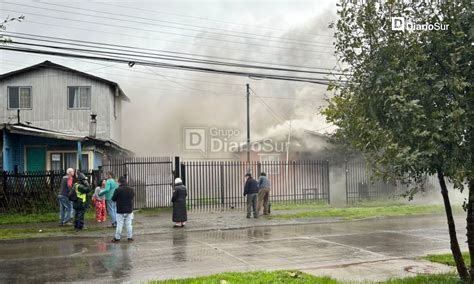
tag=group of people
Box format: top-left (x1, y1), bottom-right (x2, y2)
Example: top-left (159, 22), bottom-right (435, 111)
top-left (56, 169), bottom-right (269, 241)
top-left (244, 172), bottom-right (271, 218)
top-left (57, 169), bottom-right (135, 242)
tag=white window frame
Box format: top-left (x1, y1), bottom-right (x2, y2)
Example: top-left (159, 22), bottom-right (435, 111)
top-left (7, 86), bottom-right (32, 110)
top-left (46, 150), bottom-right (93, 171)
top-left (67, 86), bottom-right (91, 110)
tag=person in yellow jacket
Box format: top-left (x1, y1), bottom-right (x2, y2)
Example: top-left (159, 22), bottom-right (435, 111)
top-left (70, 172), bottom-right (91, 231)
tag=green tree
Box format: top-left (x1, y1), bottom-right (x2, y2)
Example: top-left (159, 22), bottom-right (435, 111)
top-left (324, 0), bottom-right (472, 280)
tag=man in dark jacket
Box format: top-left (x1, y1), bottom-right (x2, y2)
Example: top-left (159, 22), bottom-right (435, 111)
top-left (111, 176), bottom-right (135, 242)
top-left (72, 172), bottom-right (91, 231)
top-left (244, 173), bottom-right (259, 218)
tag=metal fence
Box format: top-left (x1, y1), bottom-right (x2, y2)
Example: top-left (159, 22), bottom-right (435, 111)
top-left (101, 157), bottom-right (174, 209)
top-left (0, 170), bottom-right (98, 213)
top-left (181, 160), bottom-right (330, 210)
top-left (345, 161), bottom-right (399, 204)
top-left (344, 160), bottom-right (446, 204)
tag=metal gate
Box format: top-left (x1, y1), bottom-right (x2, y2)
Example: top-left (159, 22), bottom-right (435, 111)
top-left (101, 157), bottom-right (174, 209)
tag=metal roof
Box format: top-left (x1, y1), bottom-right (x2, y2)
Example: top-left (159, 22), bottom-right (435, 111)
top-left (1, 123), bottom-right (133, 155)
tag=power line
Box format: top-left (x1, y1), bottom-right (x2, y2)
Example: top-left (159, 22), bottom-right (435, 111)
top-left (0, 18), bottom-right (338, 65)
top-left (1, 7), bottom-right (334, 54)
top-left (12, 2), bottom-right (335, 47)
top-left (5, 32), bottom-right (344, 72)
top-left (250, 87), bottom-right (328, 135)
top-left (0, 59), bottom-right (246, 99)
top-left (0, 57), bottom-right (329, 102)
top-left (0, 46), bottom-right (342, 85)
top-left (1, 59), bottom-right (325, 103)
top-left (250, 87), bottom-right (291, 126)
top-left (8, 39), bottom-right (345, 77)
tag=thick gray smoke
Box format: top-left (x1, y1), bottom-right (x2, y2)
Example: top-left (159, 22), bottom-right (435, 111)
top-left (120, 5), bottom-right (338, 157)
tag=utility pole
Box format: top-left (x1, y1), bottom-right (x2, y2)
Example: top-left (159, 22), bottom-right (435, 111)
top-left (246, 83), bottom-right (250, 166)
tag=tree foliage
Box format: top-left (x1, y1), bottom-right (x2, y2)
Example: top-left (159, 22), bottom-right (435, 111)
top-left (324, 0), bottom-right (472, 192)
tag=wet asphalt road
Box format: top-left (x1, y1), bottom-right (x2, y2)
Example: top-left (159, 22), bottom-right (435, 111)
top-left (0, 215), bottom-right (465, 283)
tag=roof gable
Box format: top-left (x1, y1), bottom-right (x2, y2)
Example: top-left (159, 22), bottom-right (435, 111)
top-left (0, 61), bottom-right (130, 102)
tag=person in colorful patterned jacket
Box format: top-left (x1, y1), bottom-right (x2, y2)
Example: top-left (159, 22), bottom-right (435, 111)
top-left (92, 179), bottom-right (107, 223)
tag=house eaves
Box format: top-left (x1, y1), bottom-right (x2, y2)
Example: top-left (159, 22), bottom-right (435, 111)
top-left (1, 123), bottom-right (133, 155)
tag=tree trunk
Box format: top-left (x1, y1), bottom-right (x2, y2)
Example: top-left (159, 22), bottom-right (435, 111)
top-left (438, 170), bottom-right (469, 281)
top-left (467, 178), bottom-right (474, 280)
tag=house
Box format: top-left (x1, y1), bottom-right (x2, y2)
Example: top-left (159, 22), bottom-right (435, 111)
top-left (236, 129), bottom-right (335, 163)
top-left (0, 61), bottom-right (131, 172)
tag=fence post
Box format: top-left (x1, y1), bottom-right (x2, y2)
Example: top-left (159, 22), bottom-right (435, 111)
top-left (49, 170), bottom-right (55, 193)
top-left (174, 156), bottom-right (180, 178)
top-left (292, 161), bottom-right (297, 202)
top-left (345, 160), bottom-right (349, 205)
top-left (180, 162), bottom-right (186, 185)
top-left (2, 171), bottom-right (8, 209)
top-left (220, 163), bottom-right (225, 206)
top-left (326, 160), bottom-right (330, 205)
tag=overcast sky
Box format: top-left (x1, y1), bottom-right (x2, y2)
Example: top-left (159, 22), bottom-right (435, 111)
top-left (0, 0), bottom-right (339, 156)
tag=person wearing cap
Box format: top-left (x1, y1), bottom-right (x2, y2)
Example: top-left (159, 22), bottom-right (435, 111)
top-left (172, 177), bottom-right (187, 227)
top-left (71, 172), bottom-right (91, 231)
top-left (244, 173), bottom-right (259, 218)
top-left (111, 176), bottom-right (135, 242)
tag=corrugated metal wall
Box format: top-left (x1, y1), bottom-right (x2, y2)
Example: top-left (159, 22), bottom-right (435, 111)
top-left (0, 67), bottom-right (122, 143)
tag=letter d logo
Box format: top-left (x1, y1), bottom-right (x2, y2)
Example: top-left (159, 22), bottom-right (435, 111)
top-left (392, 17), bottom-right (405, 31)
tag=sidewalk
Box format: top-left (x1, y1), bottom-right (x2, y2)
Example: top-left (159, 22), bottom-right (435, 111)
top-left (302, 258), bottom-right (455, 282)
top-left (0, 208), bottom-right (343, 240)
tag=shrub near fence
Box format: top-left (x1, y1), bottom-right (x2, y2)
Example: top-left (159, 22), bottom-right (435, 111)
top-left (0, 170), bottom-right (98, 214)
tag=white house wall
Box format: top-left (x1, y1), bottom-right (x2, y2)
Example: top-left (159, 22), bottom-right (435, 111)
top-left (0, 68), bottom-right (122, 143)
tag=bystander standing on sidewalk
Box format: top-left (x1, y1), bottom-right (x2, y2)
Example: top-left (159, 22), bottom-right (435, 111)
top-left (244, 173), bottom-right (259, 219)
top-left (71, 172), bottom-right (91, 231)
top-left (58, 168), bottom-right (75, 226)
top-left (99, 171), bottom-right (119, 228)
top-left (92, 179), bottom-right (107, 223)
top-left (111, 176), bottom-right (135, 242)
top-left (172, 177), bottom-right (187, 228)
top-left (257, 172), bottom-right (271, 216)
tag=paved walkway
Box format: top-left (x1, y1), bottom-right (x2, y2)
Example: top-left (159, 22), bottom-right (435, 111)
top-left (1, 208), bottom-right (342, 238)
top-left (0, 214), bottom-right (463, 283)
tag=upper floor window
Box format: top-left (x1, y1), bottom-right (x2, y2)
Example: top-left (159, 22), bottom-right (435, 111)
top-left (68, 86), bottom-right (91, 109)
top-left (8, 86), bottom-right (32, 109)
